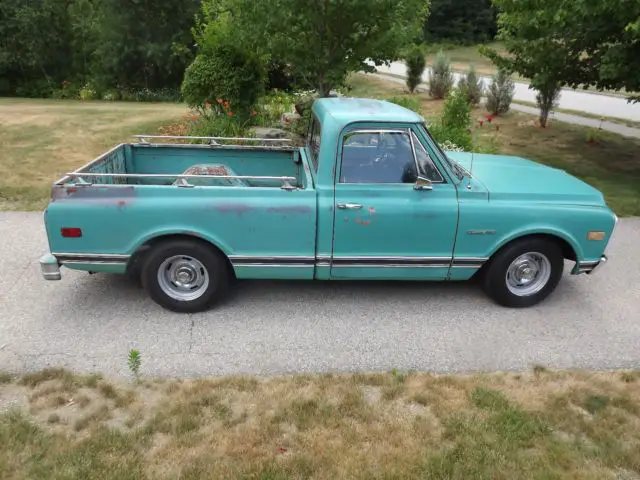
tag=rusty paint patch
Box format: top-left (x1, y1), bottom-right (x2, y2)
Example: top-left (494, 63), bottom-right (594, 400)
top-left (355, 217), bottom-right (371, 226)
top-left (266, 205), bottom-right (312, 214)
top-left (214, 203), bottom-right (253, 215)
top-left (51, 185), bottom-right (136, 202)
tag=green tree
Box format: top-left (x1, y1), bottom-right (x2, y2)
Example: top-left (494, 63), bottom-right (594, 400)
top-left (199, 0), bottom-right (430, 97)
top-left (485, 68), bottom-right (514, 116)
top-left (423, 0), bottom-right (496, 44)
top-left (405, 45), bottom-right (426, 93)
top-left (457, 65), bottom-right (484, 106)
top-left (484, 0), bottom-right (640, 105)
top-left (91, 0), bottom-right (199, 91)
top-left (428, 50), bottom-right (453, 99)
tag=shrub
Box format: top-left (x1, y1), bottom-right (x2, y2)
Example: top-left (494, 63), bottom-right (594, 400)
top-left (385, 96), bottom-right (422, 115)
top-left (486, 68), bottom-right (515, 115)
top-left (405, 45), bottom-right (426, 93)
top-left (428, 88), bottom-right (473, 151)
top-left (181, 39), bottom-right (265, 119)
top-left (457, 65), bottom-right (484, 106)
top-left (428, 50), bottom-right (454, 99)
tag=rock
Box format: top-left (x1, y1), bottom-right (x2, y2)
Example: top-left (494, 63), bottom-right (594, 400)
top-left (252, 127), bottom-right (288, 139)
top-left (280, 112), bottom-right (301, 125)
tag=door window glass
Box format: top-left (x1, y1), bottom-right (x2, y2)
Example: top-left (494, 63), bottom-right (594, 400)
top-left (339, 131), bottom-right (418, 184)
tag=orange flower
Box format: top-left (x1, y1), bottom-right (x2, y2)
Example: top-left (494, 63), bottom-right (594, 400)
top-left (227, 111), bottom-right (234, 117)
top-left (251, 110), bottom-right (257, 117)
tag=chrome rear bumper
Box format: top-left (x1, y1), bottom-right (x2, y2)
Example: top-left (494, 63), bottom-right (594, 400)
top-left (572, 255), bottom-right (607, 275)
top-left (40, 253), bottom-right (61, 280)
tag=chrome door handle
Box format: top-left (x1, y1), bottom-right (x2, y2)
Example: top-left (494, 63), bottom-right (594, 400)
top-left (336, 203), bottom-right (362, 209)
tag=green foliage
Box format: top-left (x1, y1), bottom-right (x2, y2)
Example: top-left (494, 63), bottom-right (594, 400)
top-left (181, 39), bottom-right (265, 119)
top-left (429, 87), bottom-right (473, 151)
top-left (423, 0), bottom-right (497, 45)
top-left (457, 66), bottom-right (484, 105)
top-left (385, 96), bottom-right (423, 115)
top-left (127, 349), bottom-right (141, 382)
top-left (187, 112), bottom-right (254, 141)
top-left (405, 45), bottom-right (426, 93)
top-left (535, 83), bottom-right (561, 127)
top-left (200, 0), bottom-right (430, 97)
top-left (486, 0), bottom-right (640, 102)
top-left (428, 50), bottom-right (454, 99)
top-left (0, 0), bottom-right (198, 98)
top-left (485, 68), bottom-right (515, 115)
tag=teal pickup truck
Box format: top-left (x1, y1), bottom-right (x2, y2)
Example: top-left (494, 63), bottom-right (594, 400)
top-left (40, 97), bottom-right (618, 313)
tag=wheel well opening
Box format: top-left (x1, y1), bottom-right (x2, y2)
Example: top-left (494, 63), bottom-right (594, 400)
top-left (126, 234), bottom-right (235, 279)
top-left (492, 233), bottom-right (577, 262)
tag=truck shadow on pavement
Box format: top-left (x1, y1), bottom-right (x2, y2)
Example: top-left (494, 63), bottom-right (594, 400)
top-left (61, 271), bottom-right (578, 314)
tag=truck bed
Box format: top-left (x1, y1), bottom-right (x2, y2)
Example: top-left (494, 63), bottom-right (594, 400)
top-left (45, 136), bottom-right (318, 280)
top-left (57, 136), bottom-right (307, 189)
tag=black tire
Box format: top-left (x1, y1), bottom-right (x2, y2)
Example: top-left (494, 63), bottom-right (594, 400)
top-left (140, 239), bottom-right (230, 313)
top-left (481, 237), bottom-right (564, 308)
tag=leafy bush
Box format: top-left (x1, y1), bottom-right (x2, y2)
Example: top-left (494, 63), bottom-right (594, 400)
top-left (457, 66), bottom-right (484, 105)
top-left (428, 88), bottom-right (473, 151)
top-left (428, 50), bottom-right (454, 99)
top-left (79, 83), bottom-right (98, 101)
top-left (181, 39), bottom-right (265, 119)
top-left (405, 45), bottom-right (426, 93)
top-left (385, 96), bottom-right (423, 115)
top-left (486, 68), bottom-right (515, 115)
top-left (187, 112), bottom-right (253, 142)
top-left (119, 88), bottom-right (182, 102)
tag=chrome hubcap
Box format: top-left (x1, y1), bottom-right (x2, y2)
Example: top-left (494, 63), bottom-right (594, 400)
top-left (157, 255), bottom-right (209, 301)
top-left (505, 252), bottom-right (551, 296)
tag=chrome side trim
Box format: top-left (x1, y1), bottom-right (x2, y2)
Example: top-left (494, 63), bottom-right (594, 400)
top-left (228, 255), bottom-right (488, 268)
top-left (53, 253), bottom-right (131, 265)
top-left (233, 264), bottom-right (311, 268)
top-left (60, 260), bottom-right (128, 266)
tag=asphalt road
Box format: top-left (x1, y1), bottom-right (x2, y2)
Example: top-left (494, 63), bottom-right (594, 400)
top-left (1, 212), bottom-right (639, 379)
top-left (371, 61), bottom-right (640, 123)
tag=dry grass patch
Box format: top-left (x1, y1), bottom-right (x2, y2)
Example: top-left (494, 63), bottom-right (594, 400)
top-left (2, 367), bottom-right (640, 478)
top-left (0, 98), bottom-right (187, 210)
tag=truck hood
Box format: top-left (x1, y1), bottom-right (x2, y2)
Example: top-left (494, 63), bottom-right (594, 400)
top-left (446, 152), bottom-right (606, 207)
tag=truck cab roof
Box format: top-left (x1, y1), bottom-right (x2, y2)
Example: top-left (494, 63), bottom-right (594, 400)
top-left (312, 97), bottom-right (424, 131)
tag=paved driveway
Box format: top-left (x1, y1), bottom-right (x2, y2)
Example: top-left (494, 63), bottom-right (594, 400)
top-left (1, 212), bottom-right (638, 379)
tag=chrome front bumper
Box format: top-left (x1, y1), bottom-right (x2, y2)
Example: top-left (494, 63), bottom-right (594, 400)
top-left (40, 253), bottom-right (61, 280)
top-left (572, 255), bottom-right (607, 275)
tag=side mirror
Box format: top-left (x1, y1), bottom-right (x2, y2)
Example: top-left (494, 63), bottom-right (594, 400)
top-left (414, 176), bottom-right (433, 190)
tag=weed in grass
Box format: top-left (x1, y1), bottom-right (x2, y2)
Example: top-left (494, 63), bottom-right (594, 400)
top-left (0, 373), bottom-right (13, 384)
top-left (73, 405), bottom-right (111, 431)
top-left (470, 386), bottom-right (511, 411)
top-left (533, 364), bottom-right (548, 376)
top-left (47, 413), bottom-right (60, 424)
top-left (20, 368), bottom-right (71, 388)
top-left (114, 390), bottom-right (136, 409)
top-left (128, 349), bottom-right (141, 383)
top-left (583, 394), bottom-right (609, 414)
top-left (620, 371), bottom-right (639, 383)
top-left (98, 381), bottom-right (119, 399)
top-left (83, 374), bottom-right (102, 389)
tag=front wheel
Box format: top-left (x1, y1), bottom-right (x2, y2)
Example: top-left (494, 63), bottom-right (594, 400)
top-left (481, 237), bottom-right (564, 308)
top-left (141, 240), bottom-right (230, 313)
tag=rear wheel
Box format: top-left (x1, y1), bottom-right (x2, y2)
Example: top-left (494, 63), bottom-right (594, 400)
top-left (141, 239), bottom-right (230, 313)
top-left (481, 237), bottom-right (564, 308)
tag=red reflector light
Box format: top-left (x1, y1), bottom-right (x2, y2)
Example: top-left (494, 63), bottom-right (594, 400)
top-left (61, 227), bottom-right (82, 238)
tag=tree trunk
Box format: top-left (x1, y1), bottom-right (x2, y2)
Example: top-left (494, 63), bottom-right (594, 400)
top-left (539, 108), bottom-right (549, 128)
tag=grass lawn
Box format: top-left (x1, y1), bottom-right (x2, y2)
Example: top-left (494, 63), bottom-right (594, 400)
top-left (0, 98), bottom-right (188, 211)
top-left (346, 74), bottom-right (640, 217)
top-left (1, 367), bottom-right (640, 479)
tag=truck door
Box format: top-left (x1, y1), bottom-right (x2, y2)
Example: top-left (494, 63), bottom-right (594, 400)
top-left (330, 125), bottom-right (459, 280)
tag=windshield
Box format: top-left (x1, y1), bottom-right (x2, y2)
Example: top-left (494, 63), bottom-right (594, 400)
top-left (419, 123), bottom-right (467, 181)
